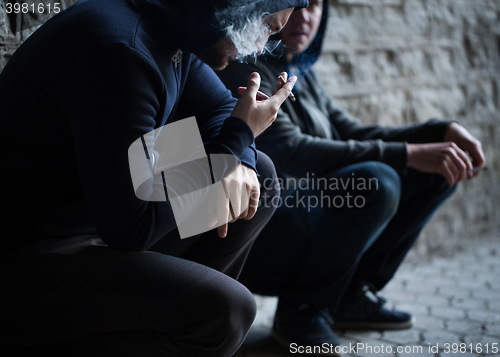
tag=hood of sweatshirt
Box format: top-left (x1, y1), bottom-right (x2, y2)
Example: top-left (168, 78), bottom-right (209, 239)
top-left (132, 0), bottom-right (309, 54)
top-left (290, 0), bottom-right (329, 72)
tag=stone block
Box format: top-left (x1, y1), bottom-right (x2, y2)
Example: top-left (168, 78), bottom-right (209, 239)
top-left (450, 297), bottom-right (487, 311)
top-left (403, 0), bottom-right (433, 39)
top-left (421, 329), bottom-right (461, 345)
top-left (444, 320), bottom-right (483, 335)
top-left (406, 86), bottom-right (467, 123)
top-left (417, 295), bottom-right (454, 309)
top-left (1, 0), bottom-right (10, 37)
top-left (412, 316), bottom-right (446, 330)
top-left (467, 310), bottom-right (500, 323)
top-left (0, 42), bottom-right (17, 69)
top-left (484, 322), bottom-right (500, 338)
top-left (374, 5), bottom-right (409, 39)
top-left (314, 51), bottom-right (356, 86)
top-left (381, 329), bottom-right (421, 344)
top-left (354, 49), bottom-right (401, 84)
top-left (427, 0), bottom-right (465, 41)
top-left (325, 3), bottom-right (376, 46)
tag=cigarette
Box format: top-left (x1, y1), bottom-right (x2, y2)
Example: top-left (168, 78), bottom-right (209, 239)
top-left (469, 166), bottom-right (488, 173)
top-left (278, 75), bottom-right (296, 102)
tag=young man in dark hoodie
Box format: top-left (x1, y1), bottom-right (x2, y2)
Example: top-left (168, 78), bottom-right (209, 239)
top-left (218, 0), bottom-right (485, 354)
top-left (0, 0), bottom-right (308, 356)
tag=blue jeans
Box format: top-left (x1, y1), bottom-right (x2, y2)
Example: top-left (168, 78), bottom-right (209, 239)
top-left (239, 161), bottom-right (456, 309)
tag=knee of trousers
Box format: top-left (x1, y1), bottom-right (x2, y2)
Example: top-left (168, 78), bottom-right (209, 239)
top-left (352, 162), bottom-right (401, 221)
top-left (255, 151), bottom-right (281, 220)
top-left (194, 277), bottom-right (257, 356)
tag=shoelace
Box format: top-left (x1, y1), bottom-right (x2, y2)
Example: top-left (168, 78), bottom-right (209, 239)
top-left (364, 285), bottom-right (387, 306)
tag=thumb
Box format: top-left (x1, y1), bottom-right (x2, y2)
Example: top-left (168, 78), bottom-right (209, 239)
top-left (241, 72), bottom-right (261, 100)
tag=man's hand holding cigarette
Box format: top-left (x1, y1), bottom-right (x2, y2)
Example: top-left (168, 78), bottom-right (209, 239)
top-left (233, 71), bottom-right (297, 137)
top-left (407, 122), bottom-right (486, 186)
top-left (209, 72), bottom-right (295, 238)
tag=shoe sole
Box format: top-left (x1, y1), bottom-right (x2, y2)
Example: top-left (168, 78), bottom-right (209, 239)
top-left (334, 316), bottom-right (416, 331)
top-left (270, 329), bottom-right (343, 356)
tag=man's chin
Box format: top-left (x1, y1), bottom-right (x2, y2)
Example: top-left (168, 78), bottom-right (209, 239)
top-left (195, 48), bottom-right (230, 71)
top-left (211, 59), bottom-right (230, 71)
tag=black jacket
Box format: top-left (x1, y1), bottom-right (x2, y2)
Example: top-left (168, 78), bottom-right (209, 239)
top-left (0, 0), bottom-right (307, 250)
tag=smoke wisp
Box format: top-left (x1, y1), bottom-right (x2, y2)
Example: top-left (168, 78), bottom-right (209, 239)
top-left (215, 1), bottom-right (283, 64)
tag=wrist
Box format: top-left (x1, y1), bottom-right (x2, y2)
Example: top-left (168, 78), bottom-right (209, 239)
top-left (443, 122), bottom-right (460, 142)
top-left (406, 143), bottom-right (418, 168)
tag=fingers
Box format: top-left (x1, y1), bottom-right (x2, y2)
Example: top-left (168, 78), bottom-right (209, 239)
top-left (441, 143), bottom-right (472, 185)
top-left (273, 71), bottom-right (288, 95)
top-left (244, 185), bottom-right (260, 220)
top-left (451, 143), bottom-right (473, 180)
top-left (240, 72), bottom-right (261, 101)
top-left (445, 156), bottom-right (461, 185)
top-left (237, 87), bottom-right (269, 101)
top-left (408, 142), bottom-right (484, 186)
top-left (444, 123), bottom-right (486, 179)
top-left (447, 143), bottom-right (468, 183)
top-left (218, 224), bottom-right (228, 239)
top-left (440, 161), bottom-right (456, 187)
top-left (469, 141), bottom-right (486, 178)
top-left (227, 178), bottom-right (242, 222)
top-left (214, 181), bottom-right (231, 238)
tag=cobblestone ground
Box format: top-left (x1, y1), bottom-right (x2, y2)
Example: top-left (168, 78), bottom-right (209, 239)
top-left (235, 239), bottom-right (500, 357)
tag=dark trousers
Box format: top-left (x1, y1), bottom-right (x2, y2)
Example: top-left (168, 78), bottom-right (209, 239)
top-left (239, 162), bottom-right (456, 309)
top-left (0, 152), bottom-right (279, 357)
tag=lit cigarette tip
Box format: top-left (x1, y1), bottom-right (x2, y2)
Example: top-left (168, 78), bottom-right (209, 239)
top-left (278, 75), bottom-right (296, 102)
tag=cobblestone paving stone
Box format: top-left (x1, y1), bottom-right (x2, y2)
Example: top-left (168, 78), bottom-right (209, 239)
top-left (235, 240), bottom-right (500, 357)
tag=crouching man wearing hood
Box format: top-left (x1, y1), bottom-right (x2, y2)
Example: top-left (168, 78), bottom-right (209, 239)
top-left (219, 0), bottom-right (485, 354)
top-left (0, 0), bottom-right (308, 356)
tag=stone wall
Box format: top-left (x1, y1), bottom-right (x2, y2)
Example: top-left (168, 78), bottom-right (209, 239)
top-left (314, 0), bottom-right (500, 255)
top-left (1, 0), bottom-right (498, 255)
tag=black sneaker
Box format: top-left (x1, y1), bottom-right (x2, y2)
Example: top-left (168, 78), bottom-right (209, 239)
top-left (271, 299), bottom-right (343, 356)
top-left (332, 289), bottom-right (415, 330)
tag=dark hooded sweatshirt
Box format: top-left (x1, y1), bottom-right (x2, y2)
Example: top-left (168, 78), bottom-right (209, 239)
top-left (0, 0), bottom-right (308, 251)
top-left (218, 1), bottom-right (451, 183)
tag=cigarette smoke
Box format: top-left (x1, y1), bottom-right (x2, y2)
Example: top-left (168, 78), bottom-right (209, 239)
top-left (215, 0), bottom-right (282, 64)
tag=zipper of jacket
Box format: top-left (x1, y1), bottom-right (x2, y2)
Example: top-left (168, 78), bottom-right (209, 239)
top-left (172, 49), bottom-right (182, 102)
top-left (172, 49), bottom-right (182, 68)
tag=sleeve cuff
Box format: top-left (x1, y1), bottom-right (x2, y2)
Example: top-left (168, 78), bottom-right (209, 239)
top-left (206, 117), bottom-right (255, 157)
top-left (430, 118), bottom-right (457, 142)
top-left (240, 144), bottom-right (258, 173)
top-left (382, 141), bottom-right (408, 173)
